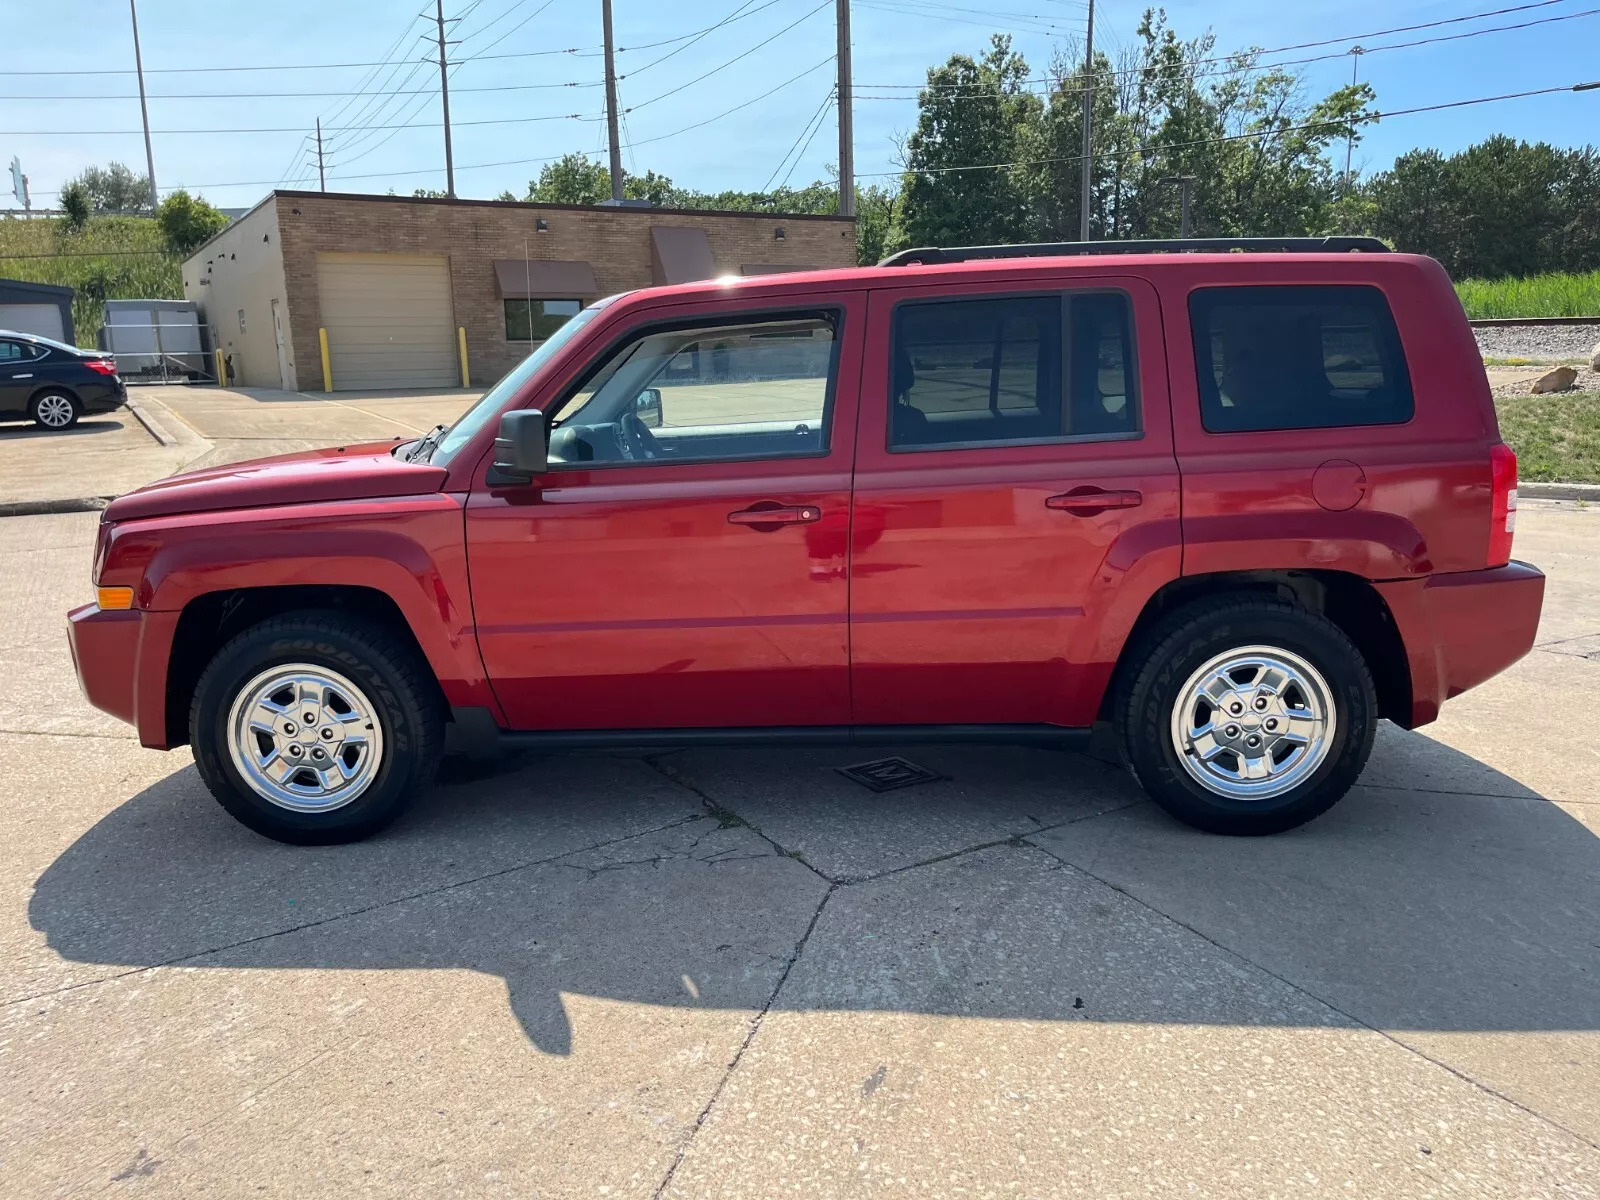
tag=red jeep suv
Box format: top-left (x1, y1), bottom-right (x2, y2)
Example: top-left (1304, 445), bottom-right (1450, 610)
top-left (68, 237), bottom-right (1544, 844)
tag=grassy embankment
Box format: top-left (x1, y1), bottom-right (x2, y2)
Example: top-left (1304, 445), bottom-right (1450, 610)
top-left (0, 215), bottom-right (181, 346)
top-left (1456, 270), bottom-right (1600, 320)
top-left (1458, 271), bottom-right (1600, 483)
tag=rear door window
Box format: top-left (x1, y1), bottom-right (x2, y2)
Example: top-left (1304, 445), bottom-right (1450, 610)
top-left (889, 292), bottom-right (1138, 450)
top-left (1189, 285), bottom-right (1413, 433)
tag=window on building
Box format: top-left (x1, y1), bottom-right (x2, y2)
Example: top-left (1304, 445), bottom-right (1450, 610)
top-left (550, 312), bottom-right (838, 467)
top-left (1189, 285), bottom-right (1414, 433)
top-left (889, 292), bottom-right (1138, 450)
top-left (506, 298), bottom-right (583, 342)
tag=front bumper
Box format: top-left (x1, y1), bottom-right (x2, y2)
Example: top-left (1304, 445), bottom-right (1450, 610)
top-left (1377, 560), bottom-right (1546, 727)
top-left (67, 602), bottom-right (179, 747)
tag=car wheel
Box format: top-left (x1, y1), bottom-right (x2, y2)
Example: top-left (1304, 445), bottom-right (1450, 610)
top-left (1115, 596), bottom-right (1376, 835)
top-left (29, 390), bottom-right (81, 430)
top-left (190, 612), bottom-right (444, 845)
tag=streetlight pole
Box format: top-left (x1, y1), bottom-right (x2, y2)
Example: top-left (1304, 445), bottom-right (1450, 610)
top-left (836, 0), bottom-right (854, 217)
top-left (129, 0), bottom-right (158, 210)
top-left (1078, 0), bottom-right (1095, 240)
top-left (602, 0), bottom-right (624, 201)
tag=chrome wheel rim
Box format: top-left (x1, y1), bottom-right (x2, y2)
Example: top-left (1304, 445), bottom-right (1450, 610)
top-left (226, 664), bottom-right (384, 812)
top-left (1169, 645), bottom-right (1335, 801)
top-left (36, 395), bottom-right (74, 428)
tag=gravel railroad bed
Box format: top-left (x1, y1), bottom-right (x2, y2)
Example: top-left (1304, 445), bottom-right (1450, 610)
top-left (1474, 322), bottom-right (1600, 362)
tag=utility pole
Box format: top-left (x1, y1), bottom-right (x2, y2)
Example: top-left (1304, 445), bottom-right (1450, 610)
top-left (129, 0), bottom-right (158, 211)
top-left (836, 0), bottom-right (854, 217)
top-left (316, 119), bottom-right (327, 191)
top-left (1078, 0), bottom-right (1095, 240)
top-left (1162, 175), bottom-right (1195, 237)
top-left (435, 0), bottom-right (456, 198)
top-left (1343, 46), bottom-right (1364, 193)
top-left (601, 0), bottom-right (624, 201)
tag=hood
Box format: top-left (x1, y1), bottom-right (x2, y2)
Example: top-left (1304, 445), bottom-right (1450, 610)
top-left (104, 441), bottom-right (450, 523)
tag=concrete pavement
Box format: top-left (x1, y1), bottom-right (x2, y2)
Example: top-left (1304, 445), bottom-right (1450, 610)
top-left (1, 505), bottom-right (1597, 1197)
top-left (0, 385), bottom-right (479, 510)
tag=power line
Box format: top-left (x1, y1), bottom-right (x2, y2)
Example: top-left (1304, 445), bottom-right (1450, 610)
top-left (857, 0), bottom-right (1590, 94)
top-left (856, 4), bottom-right (1600, 107)
top-left (622, 0), bottom-right (784, 59)
top-left (456, 0), bottom-right (560, 61)
top-left (3, 46), bottom-right (588, 77)
top-left (628, 54), bottom-right (836, 147)
top-left (764, 86), bottom-right (836, 191)
top-left (621, 0), bottom-right (764, 77)
top-left (626, 1), bottom-right (832, 114)
top-left (855, 81), bottom-right (1600, 178)
top-left (5, 110), bottom-right (596, 137)
top-left (780, 93), bottom-right (837, 190)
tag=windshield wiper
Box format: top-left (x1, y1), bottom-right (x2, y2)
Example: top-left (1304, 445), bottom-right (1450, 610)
top-left (406, 424), bottom-right (449, 463)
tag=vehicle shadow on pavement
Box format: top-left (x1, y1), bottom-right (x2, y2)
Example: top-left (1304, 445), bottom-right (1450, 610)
top-left (28, 727), bottom-right (1600, 1058)
top-left (0, 419), bottom-right (122, 441)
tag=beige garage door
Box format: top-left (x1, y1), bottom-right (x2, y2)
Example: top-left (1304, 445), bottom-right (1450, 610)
top-left (316, 252), bottom-right (456, 390)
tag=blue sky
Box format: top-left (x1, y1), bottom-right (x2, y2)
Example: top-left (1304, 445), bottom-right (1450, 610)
top-left (6, 0), bottom-right (1600, 211)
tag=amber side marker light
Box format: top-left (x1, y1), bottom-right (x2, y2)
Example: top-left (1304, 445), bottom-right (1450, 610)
top-left (97, 587), bottom-right (135, 610)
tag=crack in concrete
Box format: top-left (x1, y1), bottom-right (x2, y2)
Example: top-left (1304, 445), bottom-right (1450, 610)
top-left (652, 884), bottom-right (838, 1200)
top-left (1021, 837), bottom-right (1600, 1155)
top-left (645, 755), bottom-right (835, 884)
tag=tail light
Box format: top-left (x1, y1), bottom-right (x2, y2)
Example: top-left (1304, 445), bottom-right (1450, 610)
top-left (83, 359), bottom-right (117, 376)
top-left (1488, 442), bottom-right (1517, 568)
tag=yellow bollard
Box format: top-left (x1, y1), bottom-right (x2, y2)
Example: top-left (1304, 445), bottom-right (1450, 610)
top-left (213, 348), bottom-right (228, 387)
top-left (319, 327), bottom-right (333, 392)
top-left (457, 326), bottom-right (470, 389)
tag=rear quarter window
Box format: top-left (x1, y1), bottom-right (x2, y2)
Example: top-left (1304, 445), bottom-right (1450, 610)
top-left (1188, 284), bottom-right (1414, 433)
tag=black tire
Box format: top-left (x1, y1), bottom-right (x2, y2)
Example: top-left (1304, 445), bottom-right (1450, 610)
top-left (189, 612), bottom-right (444, 845)
top-left (29, 389), bottom-right (81, 431)
top-left (1115, 596), bottom-right (1376, 835)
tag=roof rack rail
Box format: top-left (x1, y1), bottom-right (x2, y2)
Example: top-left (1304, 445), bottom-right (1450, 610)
top-left (877, 236), bottom-right (1390, 267)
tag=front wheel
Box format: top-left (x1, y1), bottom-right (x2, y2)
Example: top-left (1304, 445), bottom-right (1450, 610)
top-left (190, 613), bottom-right (444, 844)
top-left (1116, 597), bottom-right (1376, 835)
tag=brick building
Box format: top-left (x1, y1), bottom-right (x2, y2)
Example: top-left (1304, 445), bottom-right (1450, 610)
top-left (181, 190), bottom-right (857, 391)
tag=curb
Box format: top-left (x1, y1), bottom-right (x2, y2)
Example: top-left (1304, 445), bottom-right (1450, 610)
top-left (1521, 482), bottom-right (1600, 502)
top-left (0, 496), bottom-right (114, 519)
top-left (1469, 316), bottom-right (1600, 328)
top-left (126, 399), bottom-right (178, 447)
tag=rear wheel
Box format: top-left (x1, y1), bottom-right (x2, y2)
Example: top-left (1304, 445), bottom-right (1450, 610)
top-left (190, 613), bottom-right (444, 844)
top-left (29, 390), bottom-right (80, 430)
top-left (1116, 597), bottom-right (1376, 835)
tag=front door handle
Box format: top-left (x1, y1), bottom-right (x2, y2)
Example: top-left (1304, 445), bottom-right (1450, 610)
top-left (1046, 488), bottom-right (1143, 515)
top-left (728, 504), bottom-right (822, 528)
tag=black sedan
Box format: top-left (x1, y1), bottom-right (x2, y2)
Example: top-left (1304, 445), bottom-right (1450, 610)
top-left (0, 330), bottom-right (127, 431)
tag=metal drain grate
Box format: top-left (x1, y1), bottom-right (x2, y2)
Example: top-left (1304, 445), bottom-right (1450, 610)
top-left (837, 756), bottom-right (942, 793)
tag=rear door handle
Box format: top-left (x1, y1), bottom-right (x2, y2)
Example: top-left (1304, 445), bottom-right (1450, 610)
top-left (1046, 488), bottom-right (1143, 515)
top-left (728, 504), bottom-right (822, 527)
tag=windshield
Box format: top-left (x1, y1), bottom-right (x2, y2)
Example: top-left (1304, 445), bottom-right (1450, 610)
top-left (429, 296), bottom-right (616, 466)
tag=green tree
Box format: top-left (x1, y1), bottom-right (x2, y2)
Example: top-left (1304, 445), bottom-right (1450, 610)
top-left (897, 35), bottom-right (1042, 248)
top-left (155, 190), bottom-right (230, 255)
top-left (526, 153), bottom-right (614, 204)
top-left (59, 181), bottom-right (91, 232)
top-left (64, 162), bottom-right (153, 214)
top-left (1366, 137), bottom-right (1600, 277)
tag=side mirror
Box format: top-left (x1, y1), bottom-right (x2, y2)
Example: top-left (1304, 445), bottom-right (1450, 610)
top-left (634, 387), bottom-right (663, 429)
top-left (492, 408), bottom-right (548, 483)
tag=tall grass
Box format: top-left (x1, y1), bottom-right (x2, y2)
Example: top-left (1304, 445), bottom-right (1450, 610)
top-left (0, 215), bottom-right (181, 346)
top-left (1456, 270), bottom-right (1600, 320)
